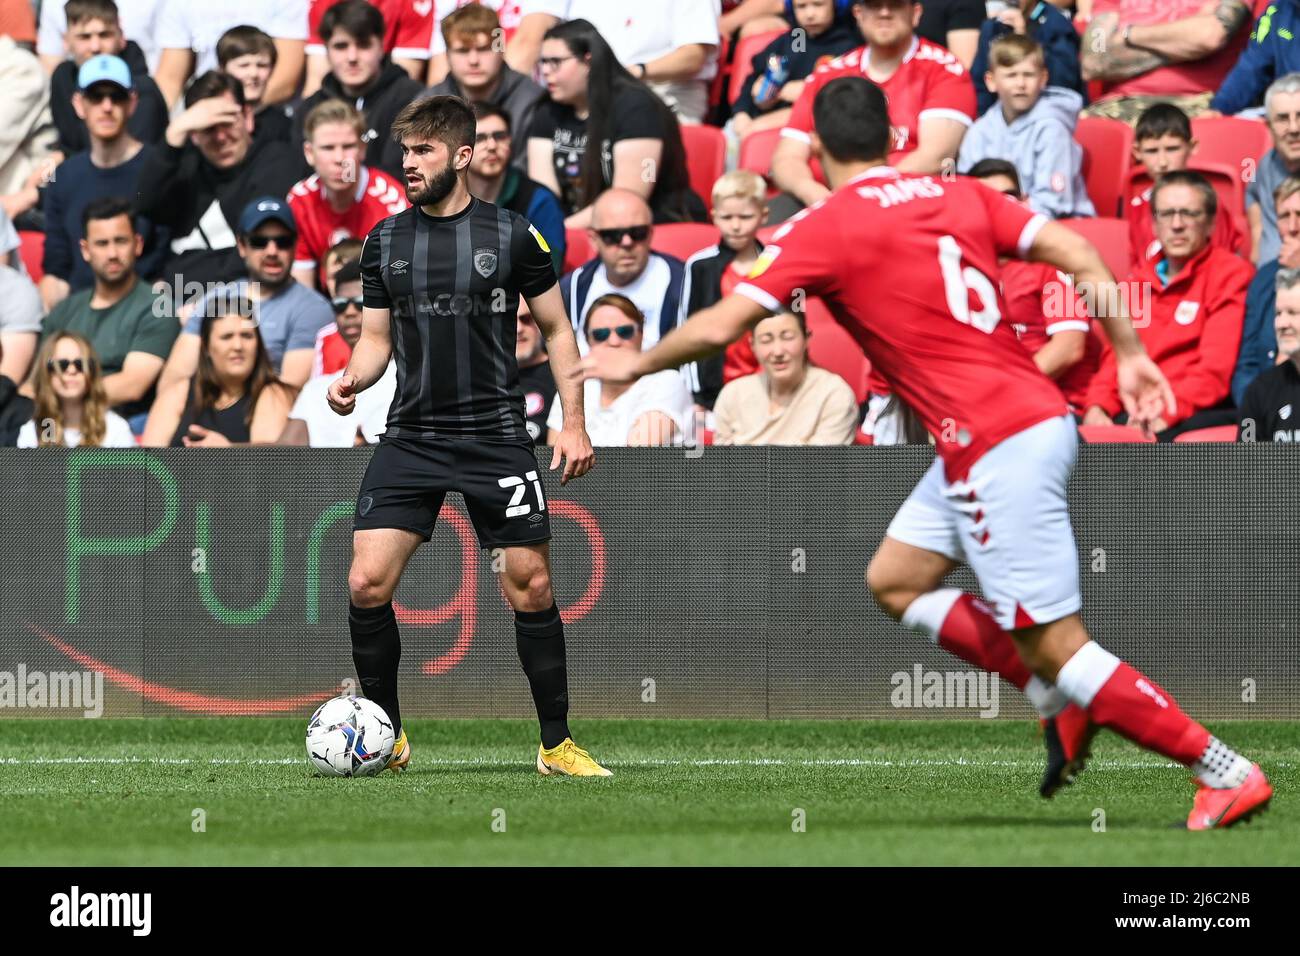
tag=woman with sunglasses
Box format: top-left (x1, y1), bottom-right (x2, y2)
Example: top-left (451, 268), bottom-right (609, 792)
top-left (526, 19), bottom-right (707, 229)
top-left (545, 293), bottom-right (694, 446)
top-left (141, 309), bottom-right (294, 447)
top-left (17, 332), bottom-right (137, 447)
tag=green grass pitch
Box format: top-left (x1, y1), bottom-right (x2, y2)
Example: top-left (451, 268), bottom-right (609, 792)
top-left (1, 719), bottom-right (1292, 865)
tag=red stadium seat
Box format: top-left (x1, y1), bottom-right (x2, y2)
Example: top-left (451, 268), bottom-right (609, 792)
top-left (1074, 117), bottom-right (1133, 217)
top-left (1060, 217), bottom-right (1131, 279)
top-left (805, 297), bottom-right (870, 403)
top-left (1173, 425), bottom-right (1238, 443)
top-left (1190, 116), bottom-right (1272, 170)
top-left (1077, 424), bottom-right (1156, 443)
top-left (680, 124), bottom-right (727, 212)
top-left (728, 29), bottom-right (787, 107)
top-left (17, 230), bottom-right (43, 281)
top-left (650, 223), bottom-right (721, 261)
top-left (563, 228), bottom-right (593, 274)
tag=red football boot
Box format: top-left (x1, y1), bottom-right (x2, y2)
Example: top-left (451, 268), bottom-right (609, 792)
top-left (1187, 764), bottom-right (1272, 830)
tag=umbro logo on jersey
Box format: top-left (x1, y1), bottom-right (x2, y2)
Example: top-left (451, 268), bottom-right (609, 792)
top-left (389, 259), bottom-right (409, 275)
top-left (473, 248), bottom-right (498, 278)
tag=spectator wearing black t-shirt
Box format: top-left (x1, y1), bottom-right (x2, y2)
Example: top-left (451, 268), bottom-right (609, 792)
top-left (516, 297), bottom-right (555, 443)
top-left (1239, 267), bottom-right (1300, 442)
top-left (526, 18), bottom-right (706, 228)
top-left (914, 0), bottom-right (985, 69)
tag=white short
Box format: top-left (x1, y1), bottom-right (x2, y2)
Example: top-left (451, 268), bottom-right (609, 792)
top-left (885, 414), bottom-right (1082, 631)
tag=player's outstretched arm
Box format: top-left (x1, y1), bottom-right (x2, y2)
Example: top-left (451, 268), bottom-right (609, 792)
top-left (584, 293), bottom-right (772, 385)
top-left (1027, 221), bottom-right (1177, 429)
top-left (527, 284), bottom-right (594, 484)
top-left (328, 306), bottom-right (393, 416)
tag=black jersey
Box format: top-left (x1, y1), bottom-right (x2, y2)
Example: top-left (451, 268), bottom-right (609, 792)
top-left (1238, 359), bottom-right (1300, 442)
top-left (359, 197), bottom-right (558, 441)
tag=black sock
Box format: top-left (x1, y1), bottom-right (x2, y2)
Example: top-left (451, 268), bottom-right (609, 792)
top-left (349, 601), bottom-right (402, 737)
top-left (515, 602), bottom-right (570, 749)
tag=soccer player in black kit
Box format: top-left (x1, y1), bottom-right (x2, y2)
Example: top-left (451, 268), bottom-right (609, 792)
top-left (326, 96), bottom-right (609, 776)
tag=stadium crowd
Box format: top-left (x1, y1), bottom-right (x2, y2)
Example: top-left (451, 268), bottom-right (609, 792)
top-left (1, 0), bottom-right (1300, 449)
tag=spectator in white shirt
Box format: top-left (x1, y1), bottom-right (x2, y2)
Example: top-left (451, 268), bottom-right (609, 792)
top-left (18, 331), bottom-right (136, 447)
top-left (515, 0), bottom-right (721, 123)
top-left (152, 0), bottom-right (308, 108)
top-left (547, 293), bottom-right (694, 446)
top-left (277, 261), bottom-right (394, 446)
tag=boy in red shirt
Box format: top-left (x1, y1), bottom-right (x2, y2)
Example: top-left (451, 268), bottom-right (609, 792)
top-left (1126, 103), bottom-right (1243, 270)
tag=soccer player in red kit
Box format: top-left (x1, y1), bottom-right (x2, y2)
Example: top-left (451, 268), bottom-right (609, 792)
top-left (772, 0), bottom-right (976, 209)
top-left (585, 76), bottom-right (1273, 829)
top-left (288, 99), bottom-right (409, 291)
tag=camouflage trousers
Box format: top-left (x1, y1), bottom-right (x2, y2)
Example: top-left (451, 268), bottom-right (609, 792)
top-left (1082, 92), bottom-right (1215, 126)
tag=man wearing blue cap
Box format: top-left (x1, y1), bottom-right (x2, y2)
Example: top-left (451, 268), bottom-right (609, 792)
top-left (48, 6), bottom-right (167, 156)
top-left (156, 196), bottom-right (333, 396)
top-left (40, 53), bottom-right (169, 310)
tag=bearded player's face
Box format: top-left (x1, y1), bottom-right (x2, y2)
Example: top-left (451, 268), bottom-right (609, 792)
top-left (400, 137), bottom-right (468, 207)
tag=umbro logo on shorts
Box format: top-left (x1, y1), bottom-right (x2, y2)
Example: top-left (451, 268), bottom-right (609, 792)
top-left (528, 513), bottom-right (544, 524)
top-left (389, 260), bottom-right (409, 276)
top-left (358, 496), bottom-right (374, 516)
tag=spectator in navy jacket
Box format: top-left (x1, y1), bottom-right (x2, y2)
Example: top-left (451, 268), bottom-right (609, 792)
top-left (971, 0), bottom-right (1084, 116)
top-left (48, 0), bottom-right (168, 156)
top-left (40, 54), bottom-right (167, 310)
top-left (1234, 175), bottom-right (1300, 402)
top-left (731, 0), bottom-right (861, 139)
top-left (1213, 0), bottom-right (1300, 115)
top-left (561, 189), bottom-right (686, 349)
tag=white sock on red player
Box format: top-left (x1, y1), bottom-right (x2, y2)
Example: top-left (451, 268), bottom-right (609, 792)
top-left (900, 588), bottom-right (1067, 718)
top-left (1192, 737), bottom-right (1253, 789)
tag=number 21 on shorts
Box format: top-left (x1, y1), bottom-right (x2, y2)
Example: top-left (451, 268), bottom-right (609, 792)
top-left (938, 234), bottom-right (1000, 333)
top-left (498, 470), bottom-right (547, 518)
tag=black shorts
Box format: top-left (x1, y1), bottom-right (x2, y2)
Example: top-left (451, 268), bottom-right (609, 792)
top-left (354, 437), bottom-right (551, 548)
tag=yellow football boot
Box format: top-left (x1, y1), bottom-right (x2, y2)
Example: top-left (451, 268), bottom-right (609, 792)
top-left (387, 730), bottom-right (411, 772)
top-left (536, 738), bottom-right (612, 777)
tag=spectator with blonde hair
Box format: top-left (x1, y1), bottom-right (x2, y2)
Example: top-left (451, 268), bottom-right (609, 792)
top-left (18, 331), bottom-right (136, 447)
top-left (683, 168), bottom-right (770, 407)
top-left (713, 310), bottom-right (859, 445)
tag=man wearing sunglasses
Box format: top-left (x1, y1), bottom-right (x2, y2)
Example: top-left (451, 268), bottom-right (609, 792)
top-left (48, 4), bottom-right (168, 159)
top-left (41, 54), bottom-right (169, 312)
top-left (158, 197), bottom-right (333, 395)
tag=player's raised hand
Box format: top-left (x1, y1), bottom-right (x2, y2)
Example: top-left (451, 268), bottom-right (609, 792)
top-left (550, 426), bottom-right (595, 485)
top-left (1116, 353), bottom-right (1177, 434)
top-left (327, 373), bottom-right (358, 416)
top-left (580, 349), bottom-right (640, 385)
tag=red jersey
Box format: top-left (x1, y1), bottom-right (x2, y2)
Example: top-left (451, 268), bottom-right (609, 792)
top-left (1126, 185), bottom-right (1244, 270)
top-left (288, 166), bottom-right (409, 287)
top-left (781, 37), bottom-right (976, 165)
top-left (1085, 244), bottom-right (1252, 425)
top-left (307, 0), bottom-right (435, 60)
top-left (737, 168), bottom-right (1068, 479)
top-left (720, 265), bottom-right (759, 382)
top-left (1090, 0), bottom-right (1267, 100)
top-left (314, 323), bottom-right (351, 376)
top-left (1000, 260), bottom-right (1100, 413)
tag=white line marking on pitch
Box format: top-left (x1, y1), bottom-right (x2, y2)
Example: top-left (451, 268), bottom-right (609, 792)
top-left (1, 755), bottom-right (1263, 770)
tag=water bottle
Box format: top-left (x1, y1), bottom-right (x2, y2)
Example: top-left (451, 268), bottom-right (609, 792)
top-left (753, 54), bottom-right (789, 109)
